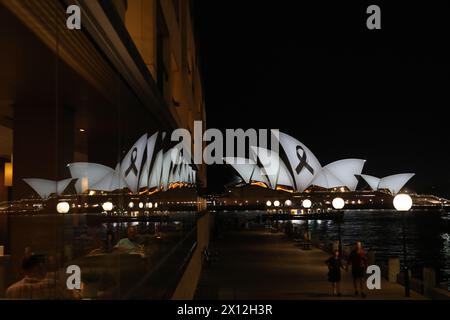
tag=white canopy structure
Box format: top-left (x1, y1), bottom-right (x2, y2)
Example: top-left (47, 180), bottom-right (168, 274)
top-left (91, 163), bottom-right (127, 192)
top-left (23, 178), bottom-right (73, 199)
top-left (138, 132), bottom-right (158, 189)
top-left (161, 148), bottom-right (181, 190)
top-left (378, 173), bottom-right (415, 194)
top-left (360, 173), bottom-right (415, 194)
top-left (249, 165), bottom-right (269, 186)
top-left (277, 132), bottom-right (322, 192)
top-left (250, 147), bottom-right (295, 189)
top-left (223, 157), bottom-right (256, 184)
top-left (359, 174), bottom-right (381, 191)
top-left (309, 168), bottom-right (344, 189)
top-left (148, 150), bottom-right (163, 189)
top-left (277, 160), bottom-right (295, 188)
top-left (320, 159), bottom-right (366, 191)
top-left (120, 133), bottom-right (148, 193)
top-left (68, 162), bottom-right (115, 194)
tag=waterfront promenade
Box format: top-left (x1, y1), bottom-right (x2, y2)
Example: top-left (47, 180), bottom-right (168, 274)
top-left (195, 228), bottom-right (426, 300)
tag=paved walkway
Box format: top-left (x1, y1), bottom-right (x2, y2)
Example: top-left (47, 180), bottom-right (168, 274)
top-left (195, 228), bottom-right (426, 300)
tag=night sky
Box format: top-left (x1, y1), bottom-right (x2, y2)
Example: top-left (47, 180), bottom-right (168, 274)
top-left (194, 1), bottom-right (450, 197)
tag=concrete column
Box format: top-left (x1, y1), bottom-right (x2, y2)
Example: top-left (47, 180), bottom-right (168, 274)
top-left (388, 258), bottom-right (400, 283)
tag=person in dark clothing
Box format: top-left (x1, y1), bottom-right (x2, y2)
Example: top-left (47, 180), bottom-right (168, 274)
top-left (346, 241), bottom-right (368, 297)
top-left (325, 250), bottom-right (344, 296)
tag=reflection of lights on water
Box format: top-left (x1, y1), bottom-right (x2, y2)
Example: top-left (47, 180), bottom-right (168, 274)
top-left (317, 220), bottom-right (322, 225)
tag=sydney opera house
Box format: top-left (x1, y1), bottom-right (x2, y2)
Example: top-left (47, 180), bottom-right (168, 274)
top-left (219, 132), bottom-right (445, 211)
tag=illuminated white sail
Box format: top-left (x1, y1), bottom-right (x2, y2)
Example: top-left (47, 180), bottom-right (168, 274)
top-left (148, 150), bottom-right (163, 189)
top-left (324, 159), bottom-right (366, 191)
top-left (90, 163), bottom-right (126, 192)
top-left (360, 174), bottom-right (381, 191)
top-left (278, 132), bottom-right (322, 192)
top-left (91, 172), bottom-right (114, 191)
top-left (223, 157), bottom-right (256, 184)
top-left (138, 132), bottom-right (158, 189)
top-left (187, 166), bottom-right (194, 184)
top-left (161, 148), bottom-right (179, 190)
top-left (250, 165), bottom-right (269, 187)
top-left (250, 147), bottom-right (279, 189)
top-left (378, 173), bottom-right (415, 194)
top-left (309, 168), bottom-right (344, 189)
top-left (68, 162), bottom-right (115, 194)
top-left (120, 133), bottom-right (148, 194)
top-left (23, 178), bottom-right (73, 199)
top-left (277, 159), bottom-right (295, 188)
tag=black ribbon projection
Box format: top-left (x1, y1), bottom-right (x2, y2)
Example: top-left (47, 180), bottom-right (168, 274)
top-left (125, 148), bottom-right (138, 177)
top-left (295, 145), bottom-right (314, 175)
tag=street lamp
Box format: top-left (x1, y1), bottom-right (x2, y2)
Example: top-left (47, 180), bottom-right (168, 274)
top-left (302, 199), bottom-right (312, 210)
top-left (393, 193), bottom-right (413, 298)
top-left (332, 197), bottom-right (345, 256)
top-left (57, 202), bottom-right (70, 214)
top-left (302, 199), bottom-right (312, 249)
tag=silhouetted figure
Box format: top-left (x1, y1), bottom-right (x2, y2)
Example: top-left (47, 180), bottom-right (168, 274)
top-left (346, 241), bottom-right (368, 298)
top-left (325, 250), bottom-right (344, 296)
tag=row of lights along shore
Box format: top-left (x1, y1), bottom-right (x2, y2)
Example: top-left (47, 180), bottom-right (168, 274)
top-left (265, 194), bottom-right (412, 212)
top-left (56, 201), bottom-right (159, 214)
top-left (265, 197), bottom-right (345, 210)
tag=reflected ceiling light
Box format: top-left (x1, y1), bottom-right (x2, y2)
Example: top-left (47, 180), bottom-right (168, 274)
top-left (302, 199), bottom-right (312, 209)
top-left (154, 202), bottom-right (158, 208)
top-left (284, 200), bottom-right (292, 206)
top-left (273, 200), bottom-right (281, 207)
top-left (128, 202), bottom-right (134, 209)
top-left (266, 200), bottom-right (272, 207)
top-left (332, 197), bottom-right (345, 210)
top-left (102, 202), bottom-right (113, 212)
top-left (393, 194), bottom-right (413, 211)
top-left (139, 202), bottom-right (144, 209)
top-left (57, 202), bottom-right (70, 214)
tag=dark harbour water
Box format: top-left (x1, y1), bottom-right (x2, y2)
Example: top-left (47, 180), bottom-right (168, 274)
top-left (222, 210), bottom-right (450, 289)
